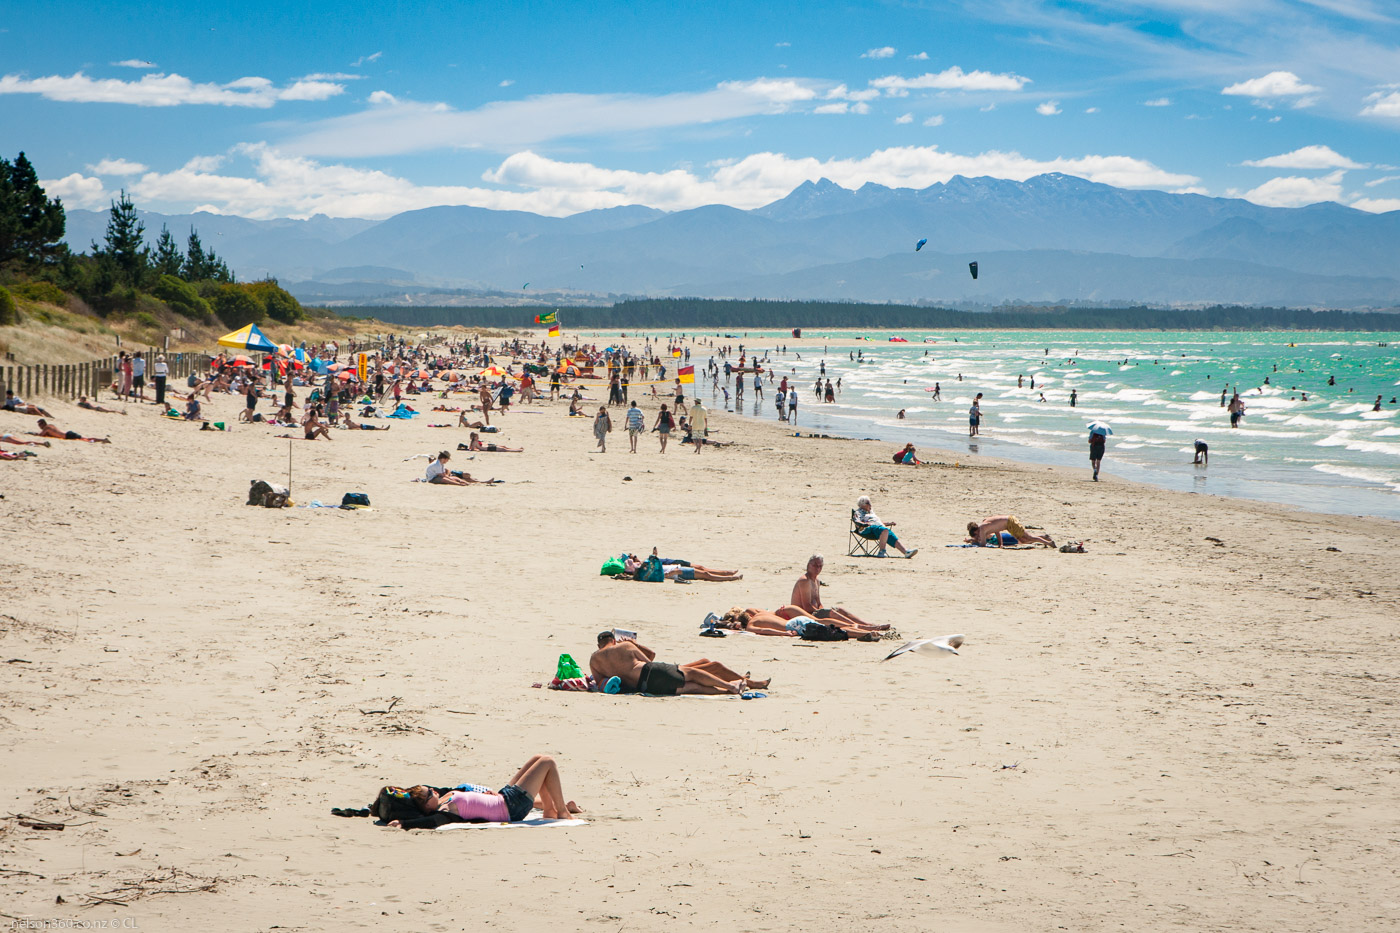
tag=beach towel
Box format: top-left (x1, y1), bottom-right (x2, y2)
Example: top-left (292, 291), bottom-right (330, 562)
top-left (436, 817), bottom-right (587, 830)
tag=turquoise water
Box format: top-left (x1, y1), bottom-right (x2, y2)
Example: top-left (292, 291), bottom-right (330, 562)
top-left (666, 330), bottom-right (1400, 520)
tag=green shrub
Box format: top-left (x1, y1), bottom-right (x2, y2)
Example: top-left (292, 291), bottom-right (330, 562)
top-left (9, 281), bottom-right (68, 306)
top-left (134, 311), bottom-right (159, 329)
top-left (244, 280), bottom-right (305, 324)
top-left (0, 287), bottom-right (17, 326)
top-left (151, 274), bottom-right (214, 324)
top-left (211, 283), bottom-right (265, 329)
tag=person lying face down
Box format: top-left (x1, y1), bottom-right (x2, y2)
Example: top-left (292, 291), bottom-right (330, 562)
top-left (588, 631), bottom-right (768, 696)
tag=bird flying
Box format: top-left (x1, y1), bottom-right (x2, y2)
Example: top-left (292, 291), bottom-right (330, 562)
top-left (881, 634), bottom-right (964, 661)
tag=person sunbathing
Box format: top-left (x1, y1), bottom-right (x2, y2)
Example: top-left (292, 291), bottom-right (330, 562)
top-left (3, 391), bottom-right (51, 418)
top-left (77, 396), bottom-right (126, 415)
top-left (386, 755), bottom-right (580, 827)
top-left (342, 416), bottom-right (390, 431)
top-left (774, 554), bottom-right (886, 630)
top-left (717, 607), bottom-right (883, 639)
top-left (965, 515), bottom-right (1055, 548)
top-left (457, 411), bottom-right (491, 428)
top-left (0, 448), bottom-right (38, 460)
top-left (589, 631), bottom-right (768, 695)
top-left (854, 495), bottom-right (918, 558)
top-left (425, 450), bottom-right (499, 485)
top-left (1, 434), bottom-right (50, 447)
top-left (468, 431), bottom-right (522, 452)
top-left (621, 555), bottom-right (742, 582)
top-left (302, 407), bottom-right (332, 440)
top-left (32, 419), bottom-right (110, 443)
top-left (630, 549), bottom-right (743, 581)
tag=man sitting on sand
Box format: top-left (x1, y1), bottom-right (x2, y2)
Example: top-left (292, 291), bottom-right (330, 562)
top-left (302, 406), bottom-right (332, 440)
top-left (589, 631), bottom-right (768, 695)
top-left (32, 419), bottom-right (110, 443)
top-left (3, 390), bottom-right (51, 418)
top-left (78, 396), bottom-right (125, 415)
top-left (774, 554), bottom-right (887, 630)
top-left (425, 450), bottom-right (499, 486)
top-left (966, 515), bottom-right (1056, 548)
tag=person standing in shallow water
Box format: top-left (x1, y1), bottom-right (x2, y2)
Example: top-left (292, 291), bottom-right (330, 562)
top-left (1069, 389), bottom-right (1077, 407)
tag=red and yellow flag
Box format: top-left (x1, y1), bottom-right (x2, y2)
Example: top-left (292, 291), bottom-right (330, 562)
top-left (678, 365), bottom-right (695, 384)
top-left (548, 324), bottom-right (560, 337)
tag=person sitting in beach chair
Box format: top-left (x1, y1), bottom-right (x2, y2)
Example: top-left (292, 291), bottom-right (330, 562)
top-left (383, 755), bottom-right (581, 827)
top-left (852, 495), bottom-right (918, 559)
top-left (468, 431), bottom-right (522, 452)
top-left (965, 515), bottom-right (1056, 548)
top-left (589, 631), bottom-right (768, 696)
top-left (774, 555), bottom-right (887, 630)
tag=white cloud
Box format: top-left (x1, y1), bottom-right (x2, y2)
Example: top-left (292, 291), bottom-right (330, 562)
top-left (182, 154), bottom-right (225, 172)
top-left (127, 142), bottom-right (1202, 219)
top-left (775, 41), bottom-right (791, 48)
top-left (895, 112), bottom-right (913, 124)
top-left (814, 102), bottom-right (849, 114)
top-left (1364, 174), bottom-right (1400, 186)
top-left (908, 52), bottom-right (929, 60)
top-left (1350, 197), bottom-right (1400, 212)
top-left (112, 59), bottom-right (156, 69)
top-left (39, 173), bottom-right (109, 209)
top-left (1036, 100), bottom-right (1062, 115)
top-left (301, 72), bottom-right (360, 81)
top-left (923, 114), bottom-right (944, 126)
top-left (862, 47), bottom-right (897, 59)
top-left (352, 52), bottom-right (382, 67)
top-left (1242, 145), bottom-right (1365, 169)
top-left (1221, 71), bottom-right (1321, 107)
top-left (284, 79), bottom-right (824, 156)
top-left (86, 158), bottom-right (149, 175)
top-left (1085, 106), bottom-right (1100, 113)
top-left (1268, 115), bottom-right (1282, 122)
top-left (824, 84), bottom-right (879, 102)
top-left (1242, 170), bottom-right (1345, 207)
top-left (1361, 88), bottom-right (1400, 117)
top-left (499, 79), bottom-right (514, 87)
top-left (871, 67), bottom-right (1030, 94)
top-left (851, 102), bottom-right (870, 114)
top-left (0, 71), bottom-right (345, 107)
top-left (1143, 97), bottom-right (1171, 106)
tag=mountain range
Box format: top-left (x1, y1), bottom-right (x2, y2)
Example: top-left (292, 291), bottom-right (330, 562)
top-left (62, 174), bottom-right (1400, 310)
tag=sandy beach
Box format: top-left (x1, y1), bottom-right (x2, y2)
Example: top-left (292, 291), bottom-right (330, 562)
top-left (2, 339), bottom-right (1398, 932)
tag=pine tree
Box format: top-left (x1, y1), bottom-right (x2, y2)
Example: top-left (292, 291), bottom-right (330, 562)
top-left (184, 229), bottom-right (209, 280)
top-left (9, 152), bottom-right (66, 266)
top-left (93, 190), bottom-right (148, 286)
top-left (153, 224), bottom-right (184, 276)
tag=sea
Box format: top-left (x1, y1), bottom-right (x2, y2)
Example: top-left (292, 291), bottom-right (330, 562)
top-left (629, 329), bottom-right (1400, 521)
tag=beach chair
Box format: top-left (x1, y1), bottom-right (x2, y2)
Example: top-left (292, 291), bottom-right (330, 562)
top-left (848, 509), bottom-right (879, 557)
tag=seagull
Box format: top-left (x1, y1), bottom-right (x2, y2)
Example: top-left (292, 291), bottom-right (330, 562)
top-left (881, 634), bottom-right (964, 661)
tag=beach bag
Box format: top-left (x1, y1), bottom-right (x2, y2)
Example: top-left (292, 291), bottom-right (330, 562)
top-left (600, 557), bottom-right (626, 576)
top-left (800, 621), bottom-right (849, 641)
top-left (636, 555), bottom-right (665, 583)
top-left (341, 492), bottom-right (370, 508)
top-left (556, 654), bottom-right (583, 680)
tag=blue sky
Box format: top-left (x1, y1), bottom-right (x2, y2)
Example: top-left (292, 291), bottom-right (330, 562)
top-left (4, 0), bottom-right (1399, 219)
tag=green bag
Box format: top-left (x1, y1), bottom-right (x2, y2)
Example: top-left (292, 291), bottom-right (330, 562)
top-left (600, 557), bottom-right (625, 576)
top-left (556, 653), bottom-right (583, 680)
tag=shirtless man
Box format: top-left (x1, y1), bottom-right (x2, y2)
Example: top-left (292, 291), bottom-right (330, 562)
top-left (774, 554), bottom-right (886, 630)
top-left (32, 419), bottom-right (110, 443)
top-left (477, 384), bottom-right (494, 425)
top-left (301, 407), bottom-right (332, 440)
top-left (966, 515), bottom-right (1055, 548)
top-left (77, 396), bottom-right (126, 415)
top-left (588, 632), bottom-right (767, 695)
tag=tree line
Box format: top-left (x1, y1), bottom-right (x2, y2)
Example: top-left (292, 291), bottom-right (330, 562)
top-left (0, 151), bottom-right (303, 329)
top-left (348, 298), bottom-right (1400, 332)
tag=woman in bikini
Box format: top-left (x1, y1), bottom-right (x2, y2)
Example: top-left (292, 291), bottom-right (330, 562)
top-left (386, 755), bottom-right (580, 827)
top-left (468, 431), bottom-right (522, 452)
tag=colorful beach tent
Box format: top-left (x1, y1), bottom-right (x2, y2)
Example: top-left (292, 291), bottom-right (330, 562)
top-left (218, 323), bottom-right (277, 352)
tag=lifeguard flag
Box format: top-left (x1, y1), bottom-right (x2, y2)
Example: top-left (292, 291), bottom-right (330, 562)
top-left (357, 352), bottom-right (369, 382)
top-left (678, 365), bottom-right (695, 384)
top-left (548, 324), bottom-right (560, 337)
top-left (534, 311), bottom-right (558, 325)
top-left (672, 349), bottom-right (682, 358)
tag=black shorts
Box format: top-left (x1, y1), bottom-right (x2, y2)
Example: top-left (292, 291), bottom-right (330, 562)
top-left (1089, 444), bottom-right (1105, 461)
top-left (499, 784), bottom-right (534, 822)
top-left (65, 430), bottom-right (81, 440)
top-left (637, 661), bottom-right (685, 696)
top-left (133, 376), bottom-right (145, 388)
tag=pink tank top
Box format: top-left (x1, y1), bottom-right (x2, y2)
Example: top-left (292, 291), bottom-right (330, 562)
top-left (443, 790), bottom-right (509, 822)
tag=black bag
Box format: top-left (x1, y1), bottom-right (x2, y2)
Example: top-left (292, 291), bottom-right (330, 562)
top-left (800, 621), bottom-right (849, 641)
top-left (341, 492), bottom-right (371, 507)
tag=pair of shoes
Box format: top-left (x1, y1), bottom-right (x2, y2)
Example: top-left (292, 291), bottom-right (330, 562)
top-left (876, 549), bottom-right (888, 558)
top-left (905, 548), bottom-right (919, 559)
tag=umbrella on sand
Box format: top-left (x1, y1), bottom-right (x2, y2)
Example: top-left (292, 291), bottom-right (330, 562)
top-left (479, 366), bottom-right (509, 379)
top-left (218, 323), bottom-right (277, 352)
top-left (1087, 422), bottom-right (1113, 436)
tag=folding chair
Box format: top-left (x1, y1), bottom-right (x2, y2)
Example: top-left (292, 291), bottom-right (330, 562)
top-left (848, 509), bottom-right (879, 557)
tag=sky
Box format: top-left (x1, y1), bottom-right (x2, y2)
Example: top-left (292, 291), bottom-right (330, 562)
top-left (4, 0), bottom-right (1399, 220)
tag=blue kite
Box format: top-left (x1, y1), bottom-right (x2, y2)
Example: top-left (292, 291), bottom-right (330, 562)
top-left (915, 238), bottom-right (927, 251)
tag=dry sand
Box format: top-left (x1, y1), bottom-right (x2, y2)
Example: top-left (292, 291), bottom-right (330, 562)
top-left (2, 349), bottom-right (1398, 932)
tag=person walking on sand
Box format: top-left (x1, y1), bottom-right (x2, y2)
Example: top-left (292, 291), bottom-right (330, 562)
top-left (625, 400), bottom-right (644, 453)
top-left (1088, 427), bottom-right (1106, 481)
top-left (968, 394), bottom-right (982, 436)
top-left (593, 406), bottom-right (612, 452)
top-left (689, 398), bottom-right (708, 453)
top-left (653, 403), bottom-right (675, 453)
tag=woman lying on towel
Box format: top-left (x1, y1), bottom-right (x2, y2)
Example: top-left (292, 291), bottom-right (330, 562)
top-left (383, 755), bottom-right (581, 827)
top-left (711, 607), bottom-right (881, 641)
top-left (468, 431), bottom-right (523, 452)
